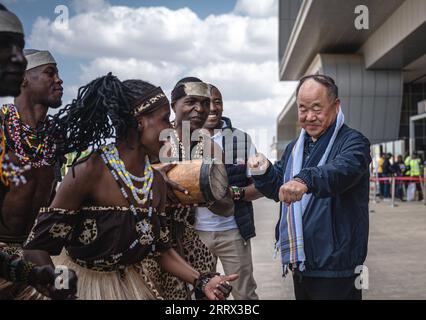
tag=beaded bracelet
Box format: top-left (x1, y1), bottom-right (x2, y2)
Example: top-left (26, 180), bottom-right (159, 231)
top-left (8, 258), bottom-right (35, 284)
top-left (9, 258), bottom-right (19, 281)
top-left (18, 261), bottom-right (36, 284)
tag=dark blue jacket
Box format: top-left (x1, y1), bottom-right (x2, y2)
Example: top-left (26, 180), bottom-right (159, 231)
top-left (221, 117), bottom-right (256, 242)
top-left (253, 124), bottom-right (371, 278)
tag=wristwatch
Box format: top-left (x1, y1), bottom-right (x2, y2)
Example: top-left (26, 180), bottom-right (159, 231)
top-left (231, 186), bottom-right (245, 201)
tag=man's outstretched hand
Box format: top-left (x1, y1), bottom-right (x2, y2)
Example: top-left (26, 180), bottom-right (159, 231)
top-left (247, 153), bottom-right (269, 175)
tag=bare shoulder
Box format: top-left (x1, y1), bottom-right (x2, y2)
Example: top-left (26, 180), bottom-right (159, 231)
top-left (65, 151), bottom-right (106, 184)
top-left (52, 151), bottom-right (107, 209)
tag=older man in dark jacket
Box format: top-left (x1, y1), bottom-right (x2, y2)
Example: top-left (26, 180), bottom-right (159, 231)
top-left (249, 74), bottom-right (371, 300)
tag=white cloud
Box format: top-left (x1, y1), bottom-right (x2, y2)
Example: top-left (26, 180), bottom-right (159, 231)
top-left (72, 0), bottom-right (110, 13)
top-left (224, 97), bottom-right (286, 159)
top-left (26, 1), bottom-right (295, 155)
top-left (189, 61), bottom-right (290, 101)
top-left (28, 6), bottom-right (277, 64)
top-left (233, 0), bottom-right (278, 18)
top-left (80, 58), bottom-right (183, 91)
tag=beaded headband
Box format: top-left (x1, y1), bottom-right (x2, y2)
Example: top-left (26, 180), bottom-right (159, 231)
top-left (132, 86), bottom-right (169, 117)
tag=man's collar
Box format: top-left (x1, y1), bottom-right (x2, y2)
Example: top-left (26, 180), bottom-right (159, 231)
top-left (304, 132), bottom-right (317, 144)
top-left (221, 116), bottom-right (233, 130)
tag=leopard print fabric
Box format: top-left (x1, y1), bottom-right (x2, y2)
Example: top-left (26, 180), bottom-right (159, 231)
top-left (142, 226), bottom-right (215, 300)
top-left (78, 219), bottom-right (98, 245)
top-left (0, 243), bottom-right (47, 300)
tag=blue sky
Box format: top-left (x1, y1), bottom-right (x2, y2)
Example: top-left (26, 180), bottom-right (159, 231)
top-left (1, 0), bottom-right (296, 158)
top-left (3, 0), bottom-right (239, 99)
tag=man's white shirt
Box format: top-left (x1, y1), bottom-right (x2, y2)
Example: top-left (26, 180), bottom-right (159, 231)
top-left (195, 121), bottom-right (256, 232)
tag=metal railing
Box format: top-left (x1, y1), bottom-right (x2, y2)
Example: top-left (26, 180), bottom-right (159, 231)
top-left (370, 175), bottom-right (426, 207)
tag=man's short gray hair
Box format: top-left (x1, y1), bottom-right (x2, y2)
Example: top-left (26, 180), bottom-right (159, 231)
top-left (296, 74), bottom-right (339, 102)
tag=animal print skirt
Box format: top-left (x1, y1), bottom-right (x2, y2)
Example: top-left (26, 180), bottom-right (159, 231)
top-left (141, 226), bottom-right (215, 300)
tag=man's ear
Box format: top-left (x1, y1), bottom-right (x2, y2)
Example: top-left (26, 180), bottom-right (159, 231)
top-left (171, 102), bottom-right (176, 113)
top-left (334, 98), bottom-right (341, 112)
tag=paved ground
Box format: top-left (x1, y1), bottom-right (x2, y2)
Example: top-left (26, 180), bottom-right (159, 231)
top-left (218, 198), bottom-right (426, 300)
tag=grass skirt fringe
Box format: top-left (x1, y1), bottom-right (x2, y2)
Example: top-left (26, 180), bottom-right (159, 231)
top-left (52, 251), bottom-right (163, 300)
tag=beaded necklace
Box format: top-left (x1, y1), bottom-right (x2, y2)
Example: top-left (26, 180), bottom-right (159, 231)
top-left (101, 144), bottom-right (153, 205)
top-left (0, 126), bottom-right (30, 186)
top-left (100, 144), bottom-right (156, 246)
top-left (76, 145), bottom-right (158, 272)
top-left (2, 104), bottom-right (56, 168)
top-left (169, 128), bottom-right (203, 160)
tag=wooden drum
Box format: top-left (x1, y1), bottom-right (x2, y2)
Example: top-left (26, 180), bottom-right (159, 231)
top-left (169, 158), bottom-right (227, 202)
top-left (155, 159), bottom-right (233, 216)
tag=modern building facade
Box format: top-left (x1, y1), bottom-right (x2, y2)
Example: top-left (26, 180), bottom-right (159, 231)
top-left (277, 0), bottom-right (426, 159)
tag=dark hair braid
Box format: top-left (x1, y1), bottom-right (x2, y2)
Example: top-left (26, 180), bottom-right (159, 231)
top-left (48, 72), bottom-right (155, 165)
top-left (49, 73), bottom-right (155, 167)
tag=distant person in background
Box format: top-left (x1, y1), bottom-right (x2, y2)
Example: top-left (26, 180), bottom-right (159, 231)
top-left (392, 155), bottom-right (405, 201)
top-left (403, 152), bottom-right (412, 201)
top-left (377, 153), bottom-right (385, 198)
top-left (409, 152), bottom-right (423, 201)
top-left (404, 153), bottom-right (411, 177)
top-left (382, 153), bottom-right (392, 199)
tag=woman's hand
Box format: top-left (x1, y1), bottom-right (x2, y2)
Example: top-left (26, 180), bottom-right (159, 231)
top-left (203, 274), bottom-right (239, 300)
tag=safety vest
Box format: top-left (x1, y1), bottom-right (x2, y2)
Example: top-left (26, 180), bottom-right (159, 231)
top-left (377, 157), bottom-right (384, 174)
top-left (404, 156), bottom-right (411, 176)
top-left (409, 158), bottom-right (421, 176)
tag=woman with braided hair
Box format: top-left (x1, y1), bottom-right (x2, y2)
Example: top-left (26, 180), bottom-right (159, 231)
top-left (23, 73), bottom-right (237, 300)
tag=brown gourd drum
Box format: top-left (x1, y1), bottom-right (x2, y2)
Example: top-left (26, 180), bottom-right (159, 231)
top-left (165, 159), bottom-right (228, 205)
